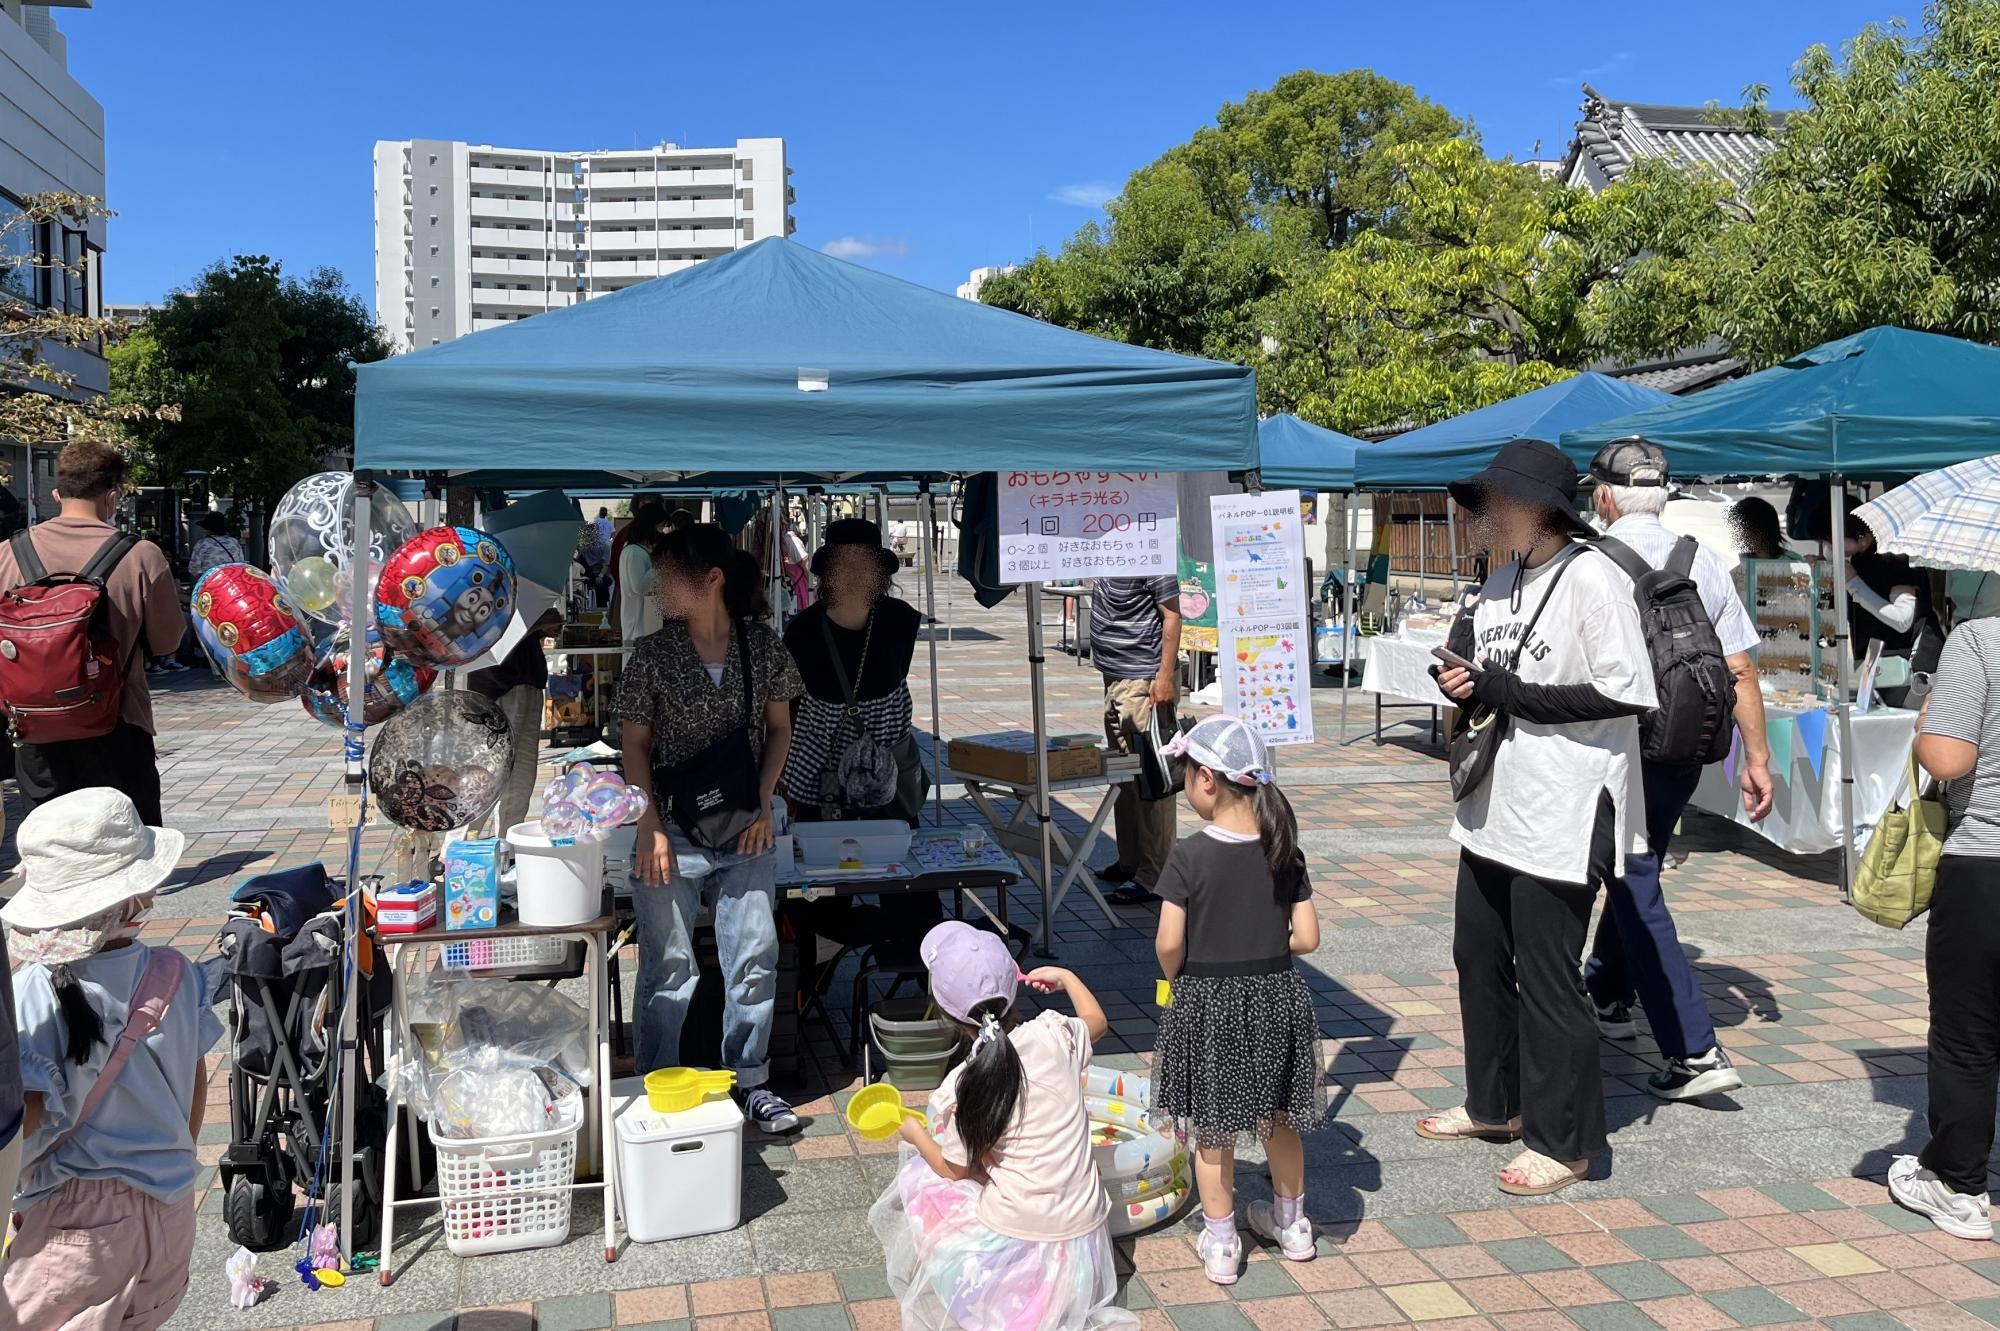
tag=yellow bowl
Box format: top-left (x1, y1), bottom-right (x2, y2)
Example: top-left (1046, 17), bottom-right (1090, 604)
top-left (846, 1081), bottom-right (923, 1141)
top-left (645, 1067), bottom-right (736, 1114)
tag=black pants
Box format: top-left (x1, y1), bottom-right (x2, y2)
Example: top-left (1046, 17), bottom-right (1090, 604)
top-left (1456, 798), bottom-right (1613, 1163)
top-left (1921, 855), bottom-right (2000, 1196)
top-left (14, 722), bottom-right (164, 827)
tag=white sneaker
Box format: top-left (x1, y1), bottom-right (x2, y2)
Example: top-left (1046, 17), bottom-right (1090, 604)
top-left (1246, 1200), bottom-right (1317, 1261)
top-left (1647, 1047), bottom-right (1744, 1101)
top-left (1889, 1155), bottom-right (1993, 1241)
top-left (1199, 1228), bottom-right (1242, 1285)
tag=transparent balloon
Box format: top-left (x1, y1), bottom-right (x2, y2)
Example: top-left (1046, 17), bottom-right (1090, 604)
top-left (268, 472), bottom-right (420, 624)
top-left (367, 691), bottom-right (513, 832)
top-left (285, 555), bottom-right (341, 615)
top-left (541, 801), bottom-right (589, 841)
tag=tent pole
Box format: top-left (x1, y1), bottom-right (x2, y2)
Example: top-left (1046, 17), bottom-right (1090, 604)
top-left (1341, 496), bottom-right (1355, 741)
top-left (1446, 494), bottom-right (1461, 598)
top-left (922, 486), bottom-right (944, 828)
top-left (335, 478), bottom-right (369, 1266)
top-left (1830, 469), bottom-right (1857, 903)
top-left (1417, 502), bottom-right (1427, 605)
top-left (1027, 582), bottom-right (1055, 956)
top-left (771, 485), bottom-right (787, 627)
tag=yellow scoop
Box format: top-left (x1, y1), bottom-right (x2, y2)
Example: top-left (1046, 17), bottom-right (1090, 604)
top-left (645, 1066), bottom-right (737, 1113)
top-left (845, 1082), bottom-right (926, 1141)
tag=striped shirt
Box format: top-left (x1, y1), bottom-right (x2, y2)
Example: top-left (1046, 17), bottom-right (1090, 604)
top-left (1090, 575), bottom-right (1179, 682)
top-left (1920, 618), bottom-right (2000, 857)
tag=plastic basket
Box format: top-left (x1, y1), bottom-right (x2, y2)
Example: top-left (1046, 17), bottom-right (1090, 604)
top-left (441, 935), bottom-right (570, 974)
top-left (436, 1095), bottom-right (582, 1257)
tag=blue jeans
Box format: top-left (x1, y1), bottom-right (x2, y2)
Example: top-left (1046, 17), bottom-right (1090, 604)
top-left (1584, 761), bottom-right (1718, 1060)
top-left (631, 837), bottom-right (779, 1087)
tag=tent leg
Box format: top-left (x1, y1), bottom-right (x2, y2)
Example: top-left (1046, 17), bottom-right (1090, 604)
top-left (1446, 495), bottom-right (1461, 599)
top-left (922, 487), bottom-right (944, 828)
top-left (335, 478), bottom-right (370, 1266)
top-left (1830, 472), bottom-right (1857, 903)
top-left (1027, 583), bottom-right (1056, 957)
top-left (1417, 505), bottom-right (1427, 605)
top-left (1341, 498), bottom-right (1355, 741)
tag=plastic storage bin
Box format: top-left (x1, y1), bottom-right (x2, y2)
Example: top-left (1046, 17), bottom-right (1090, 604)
top-left (869, 998), bottom-right (955, 1057)
top-left (507, 822), bottom-right (603, 926)
top-left (435, 1094), bottom-right (583, 1257)
top-left (794, 820), bottom-right (913, 869)
top-left (611, 1076), bottom-right (744, 1243)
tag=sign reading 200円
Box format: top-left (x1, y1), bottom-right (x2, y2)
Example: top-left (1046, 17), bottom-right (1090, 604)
top-left (996, 471), bottom-right (1180, 585)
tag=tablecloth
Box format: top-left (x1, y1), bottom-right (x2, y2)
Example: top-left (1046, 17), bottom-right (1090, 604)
top-left (1689, 704), bottom-right (1916, 853)
top-left (1360, 632), bottom-right (1448, 707)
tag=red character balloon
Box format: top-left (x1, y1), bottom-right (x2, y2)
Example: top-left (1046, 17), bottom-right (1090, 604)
top-left (191, 565), bottom-right (316, 703)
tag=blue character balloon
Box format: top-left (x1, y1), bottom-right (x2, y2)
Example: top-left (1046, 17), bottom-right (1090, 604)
top-left (373, 526), bottom-right (516, 669)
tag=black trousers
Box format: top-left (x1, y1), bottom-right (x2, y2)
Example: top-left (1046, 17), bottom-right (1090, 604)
top-left (1456, 796), bottom-right (1613, 1163)
top-left (1921, 855), bottom-right (2000, 1196)
top-left (14, 721), bottom-right (164, 827)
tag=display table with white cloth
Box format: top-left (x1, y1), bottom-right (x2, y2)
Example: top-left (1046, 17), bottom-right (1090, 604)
top-left (1355, 630), bottom-right (1447, 745)
top-left (1689, 704), bottom-right (1917, 853)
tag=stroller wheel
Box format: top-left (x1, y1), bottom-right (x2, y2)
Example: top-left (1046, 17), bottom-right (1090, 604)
top-left (225, 1175), bottom-right (296, 1251)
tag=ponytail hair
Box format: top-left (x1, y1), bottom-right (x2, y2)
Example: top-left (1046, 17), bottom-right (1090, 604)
top-left (730, 550), bottom-right (771, 621)
top-left (948, 996), bottom-right (1022, 1170)
top-left (1205, 769), bottom-right (1304, 890)
top-left (49, 963), bottom-right (106, 1065)
top-left (656, 523), bottom-right (762, 620)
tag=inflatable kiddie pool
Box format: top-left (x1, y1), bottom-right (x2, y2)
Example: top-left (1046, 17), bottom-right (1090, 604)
top-left (1084, 1066), bottom-right (1190, 1237)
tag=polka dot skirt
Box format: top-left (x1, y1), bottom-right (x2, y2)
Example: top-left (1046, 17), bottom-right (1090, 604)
top-left (1150, 968), bottom-right (1327, 1150)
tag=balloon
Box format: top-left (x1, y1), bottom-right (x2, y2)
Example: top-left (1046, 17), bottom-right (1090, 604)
top-left (269, 473), bottom-right (419, 624)
top-left (374, 526), bottom-right (517, 668)
top-left (367, 690), bottom-right (513, 832)
top-left (581, 782), bottom-right (628, 820)
top-left (190, 565), bottom-right (316, 704)
top-left (285, 556), bottom-right (341, 615)
top-left (300, 624), bottom-right (437, 729)
top-left (541, 801), bottom-right (589, 841)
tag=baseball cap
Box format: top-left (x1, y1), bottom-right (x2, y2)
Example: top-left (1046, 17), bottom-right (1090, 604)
top-left (919, 920), bottom-right (1018, 1023)
top-left (1162, 715), bottom-right (1274, 787)
top-left (1587, 437), bottom-right (1671, 488)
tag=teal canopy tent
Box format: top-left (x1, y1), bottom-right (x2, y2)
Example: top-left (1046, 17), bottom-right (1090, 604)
top-left (1257, 413), bottom-right (1363, 491)
top-left (354, 238), bottom-right (1256, 485)
top-left (1559, 327), bottom-right (2000, 479)
top-left (1357, 372), bottom-right (1675, 489)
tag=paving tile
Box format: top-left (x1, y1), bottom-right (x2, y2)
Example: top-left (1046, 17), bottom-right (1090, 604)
top-left (1168, 1305), bottom-right (1261, 1331)
top-left (1595, 1263), bottom-right (1692, 1302)
top-left (694, 1314), bottom-right (773, 1331)
top-left (1622, 1228), bottom-right (1713, 1261)
top-left (1759, 1183), bottom-right (1849, 1212)
top-left (538, 1295), bottom-right (615, 1331)
top-left (1228, 1263), bottom-right (1305, 1302)
top-left (770, 1308), bottom-right (853, 1331)
top-left (1960, 1300), bottom-right (2000, 1329)
top-left (1384, 1217), bottom-right (1472, 1250)
top-left (1287, 1258), bottom-right (1371, 1294)
top-left (1381, 1283), bottom-right (1475, 1322)
top-left (618, 1288), bottom-right (694, 1325)
top-left (1656, 1257), bottom-right (1757, 1294)
top-left (1634, 1294), bottom-right (1737, 1331)
top-left (1640, 1197), bottom-right (1729, 1226)
top-left (1352, 1251), bottom-right (1439, 1286)
top-left (1790, 1245), bottom-right (1887, 1278)
top-left (1706, 1288), bottom-right (1809, 1327)
top-left (834, 1269), bottom-right (893, 1304)
top-left (1149, 1271), bottom-right (1234, 1307)
top-left (691, 1279), bottom-right (768, 1316)
top-left (765, 1275), bottom-right (843, 1310)
top-left (1310, 1288), bottom-right (1406, 1329)
top-left (1486, 1239), bottom-right (1579, 1275)
top-left (1419, 1246), bottom-right (1510, 1280)
top-left (1523, 1270), bottom-right (1621, 1308)
top-left (1568, 1304), bottom-right (1665, 1331)
top-left (1239, 1294), bottom-right (1332, 1331)
top-left (846, 1300), bottom-right (901, 1331)
top-left (1825, 1316), bottom-right (1917, 1331)
top-left (1552, 1231), bottom-right (1644, 1267)
top-left (1777, 1279), bottom-right (1878, 1319)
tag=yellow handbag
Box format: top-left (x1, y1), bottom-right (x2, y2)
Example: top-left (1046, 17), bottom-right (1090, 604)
top-left (1851, 750), bottom-right (1947, 930)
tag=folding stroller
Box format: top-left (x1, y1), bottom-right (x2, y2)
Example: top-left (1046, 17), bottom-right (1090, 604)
top-left (215, 864), bottom-right (395, 1250)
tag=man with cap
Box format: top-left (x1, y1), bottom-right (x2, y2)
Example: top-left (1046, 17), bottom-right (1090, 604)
top-left (1420, 439), bottom-right (1657, 1196)
top-left (1585, 437), bottom-right (1770, 1101)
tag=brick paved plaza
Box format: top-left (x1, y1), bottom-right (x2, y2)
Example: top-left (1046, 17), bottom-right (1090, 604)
top-left (41, 583), bottom-right (1990, 1331)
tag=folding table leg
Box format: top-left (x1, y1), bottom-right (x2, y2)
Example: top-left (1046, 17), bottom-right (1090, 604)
top-left (595, 930), bottom-right (618, 1262)
top-left (376, 942), bottom-right (406, 1286)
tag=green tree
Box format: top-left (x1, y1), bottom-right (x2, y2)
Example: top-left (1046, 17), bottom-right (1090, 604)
top-left (1718, 0), bottom-right (2000, 362)
top-left (114, 255), bottom-right (391, 509)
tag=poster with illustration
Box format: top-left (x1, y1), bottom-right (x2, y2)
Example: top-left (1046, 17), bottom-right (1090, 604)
top-left (1177, 552), bottom-right (1217, 653)
top-left (1210, 491), bottom-right (1313, 746)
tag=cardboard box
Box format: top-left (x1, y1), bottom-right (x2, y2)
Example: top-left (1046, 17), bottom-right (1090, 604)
top-left (946, 731), bottom-right (1104, 785)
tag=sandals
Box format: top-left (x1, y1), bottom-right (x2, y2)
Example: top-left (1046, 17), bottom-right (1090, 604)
top-left (1498, 1150), bottom-right (1587, 1197)
top-left (1413, 1107), bottom-right (1521, 1143)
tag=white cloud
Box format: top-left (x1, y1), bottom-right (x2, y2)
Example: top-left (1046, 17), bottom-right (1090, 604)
top-left (1050, 182), bottom-right (1117, 209)
top-left (821, 235), bottom-right (910, 260)
top-left (1547, 50), bottom-right (1634, 89)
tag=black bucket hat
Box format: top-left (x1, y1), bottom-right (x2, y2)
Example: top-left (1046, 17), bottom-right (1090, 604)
top-left (1448, 438), bottom-right (1593, 537)
top-left (810, 518), bottom-right (899, 579)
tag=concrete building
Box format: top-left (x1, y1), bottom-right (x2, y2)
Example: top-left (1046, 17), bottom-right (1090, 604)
top-left (0, 0), bottom-right (105, 517)
top-left (374, 137), bottom-right (793, 349)
top-left (954, 264), bottom-right (1014, 302)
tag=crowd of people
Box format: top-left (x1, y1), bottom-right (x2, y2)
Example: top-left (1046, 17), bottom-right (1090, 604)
top-left (3, 446), bottom-right (2000, 1327)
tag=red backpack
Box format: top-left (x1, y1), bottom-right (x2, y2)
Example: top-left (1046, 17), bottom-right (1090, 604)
top-left (0, 528), bottom-right (139, 744)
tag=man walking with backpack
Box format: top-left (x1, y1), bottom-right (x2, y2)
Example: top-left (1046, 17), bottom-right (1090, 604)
top-left (1587, 438), bottom-right (1774, 1101)
top-left (0, 441), bottom-right (183, 824)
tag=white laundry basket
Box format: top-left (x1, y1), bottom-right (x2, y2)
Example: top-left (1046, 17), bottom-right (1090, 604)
top-left (435, 1094), bottom-right (583, 1257)
top-left (507, 821), bottom-right (603, 926)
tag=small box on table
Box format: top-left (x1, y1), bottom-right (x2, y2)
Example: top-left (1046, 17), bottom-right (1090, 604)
top-left (946, 731), bottom-right (1104, 785)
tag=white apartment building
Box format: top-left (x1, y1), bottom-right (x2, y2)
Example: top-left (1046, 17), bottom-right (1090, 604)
top-left (0, 0), bottom-right (105, 516)
top-left (955, 265), bottom-right (1014, 302)
top-left (374, 137), bottom-right (793, 349)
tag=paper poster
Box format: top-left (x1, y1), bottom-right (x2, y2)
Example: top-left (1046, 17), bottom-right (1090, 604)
top-left (996, 471), bottom-right (1179, 584)
top-left (1212, 491), bottom-right (1313, 747)
top-left (1178, 551), bottom-right (1218, 653)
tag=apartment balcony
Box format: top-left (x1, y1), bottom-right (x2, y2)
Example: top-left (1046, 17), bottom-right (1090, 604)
top-left (586, 170), bottom-right (655, 189)
top-left (665, 167), bottom-right (738, 188)
top-left (470, 225), bottom-right (551, 250)
top-left (586, 200), bottom-right (661, 223)
top-left (587, 229), bottom-right (657, 253)
top-left (469, 166), bottom-right (549, 190)
top-left (468, 285), bottom-right (558, 309)
top-left (470, 255), bottom-right (554, 279)
top-left (663, 226), bottom-right (737, 251)
top-left (467, 196), bottom-right (548, 222)
top-left (587, 259), bottom-right (664, 280)
top-left (653, 197), bottom-right (735, 222)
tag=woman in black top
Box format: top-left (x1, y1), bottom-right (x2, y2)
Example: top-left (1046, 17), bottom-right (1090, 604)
top-left (1845, 513), bottom-right (1943, 707)
top-left (782, 519), bottom-right (923, 824)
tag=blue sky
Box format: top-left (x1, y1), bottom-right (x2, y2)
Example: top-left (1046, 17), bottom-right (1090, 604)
top-left (71, 0), bottom-right (1902, 315)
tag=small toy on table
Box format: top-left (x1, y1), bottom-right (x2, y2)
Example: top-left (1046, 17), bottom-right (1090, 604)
top-left (442, 839), bottom-right (501, 931)
top-left (375, 880), bottom-right (438, 934)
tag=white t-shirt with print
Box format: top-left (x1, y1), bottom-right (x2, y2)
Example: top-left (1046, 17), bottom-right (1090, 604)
top-left (1451, 547), bottom-right (1658, 885)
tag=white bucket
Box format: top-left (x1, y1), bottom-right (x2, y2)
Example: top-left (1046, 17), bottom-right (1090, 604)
top-left (506, 821), bottom-right (604, 926)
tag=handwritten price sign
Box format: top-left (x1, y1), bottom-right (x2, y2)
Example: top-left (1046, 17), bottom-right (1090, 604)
top-left (996, 471), bottom-right (1180, 584)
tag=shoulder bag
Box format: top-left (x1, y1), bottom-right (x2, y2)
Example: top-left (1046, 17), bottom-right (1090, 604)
top-left (658, 620), bottom-right (765, 851)
top-left (818, 611), bottom-right (929, 821)
top-left (1447, 545), bottom-right (1584, 803)
top-left (1851, 748), bottom-right (1946, 929)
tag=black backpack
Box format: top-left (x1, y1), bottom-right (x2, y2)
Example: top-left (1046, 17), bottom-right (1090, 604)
top-left (1596, 536), bottom-right (1736, 767)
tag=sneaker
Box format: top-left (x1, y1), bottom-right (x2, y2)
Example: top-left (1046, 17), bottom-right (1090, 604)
top-left (1246, 1200), bottom-right (1317, 1261)
top-left (1596, 1001), bottom-right (1638, 1041)
top-left (740, 1088), bottom-right (801, 1135)
top-left (1198, 1228), bottom-right (1242, 1285)
top-left (1889, 1156), bottom-right (1993, 1241)
top-left (1648, 1047), bottom-right (1744, 1101)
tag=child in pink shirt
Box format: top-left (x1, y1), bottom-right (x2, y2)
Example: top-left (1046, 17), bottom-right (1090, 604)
top-left (866, 921), bottom-right (1134, 1331)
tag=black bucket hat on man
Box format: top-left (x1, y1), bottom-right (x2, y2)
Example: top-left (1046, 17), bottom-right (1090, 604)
top-left (1447, 438), bottom-right (1593, 537)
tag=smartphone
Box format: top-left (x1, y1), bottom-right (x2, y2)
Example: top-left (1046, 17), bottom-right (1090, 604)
top-left (1431, 645), bottom-right (1479, 672)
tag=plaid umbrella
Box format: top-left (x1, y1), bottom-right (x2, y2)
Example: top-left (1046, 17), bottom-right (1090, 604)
top-left (1855, 454), bottom-right (2000, 573)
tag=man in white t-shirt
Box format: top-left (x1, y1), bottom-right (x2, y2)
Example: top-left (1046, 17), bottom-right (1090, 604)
top-left (1584, 438), bottom-right (1770, 1104)
top-left (1419, 439), bottom-right (1655, 1199)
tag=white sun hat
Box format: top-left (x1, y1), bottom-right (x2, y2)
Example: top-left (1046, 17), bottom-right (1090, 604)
top-left (1161, 715), bottom-right (1274, 787)
top-left (1, 788), bottom-right (185, 932)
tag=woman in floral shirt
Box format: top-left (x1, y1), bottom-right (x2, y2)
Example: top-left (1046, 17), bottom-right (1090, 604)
top-left (616, 523), bottom-right (805, 1133)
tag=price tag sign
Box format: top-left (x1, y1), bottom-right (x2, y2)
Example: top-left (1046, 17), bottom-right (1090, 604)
top-left (327, 794), bottom-right (363, 829)
top-left (996, 471), bottom-right (1178, 585)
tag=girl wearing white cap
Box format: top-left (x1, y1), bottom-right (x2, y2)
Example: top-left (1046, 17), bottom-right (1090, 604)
top-left (1, 788), bottom-right (221, 1330)
top-left (1149, 716), bottom-right (1325, 1285)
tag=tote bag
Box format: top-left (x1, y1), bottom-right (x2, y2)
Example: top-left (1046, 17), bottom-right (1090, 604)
top-left (1851, 750), bottom-right (1946, 930)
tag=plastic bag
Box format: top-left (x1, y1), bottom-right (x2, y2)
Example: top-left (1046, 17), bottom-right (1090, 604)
top-left (391, 969), bottom-right (592, 1138)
